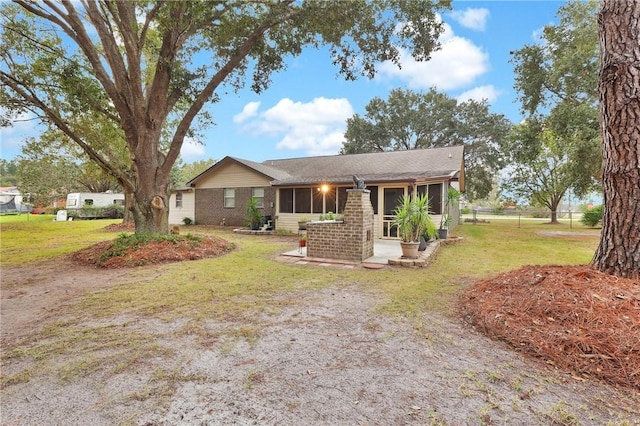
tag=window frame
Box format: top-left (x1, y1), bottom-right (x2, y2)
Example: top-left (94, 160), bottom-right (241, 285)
top-left (251, 187), bottom-right (265, 208)
top-left (417, 183), bottom-right (443, 214)
top-left (223, 188), bottom-right (235, 208)
top-left (175, 192), bottom-right (183, 208)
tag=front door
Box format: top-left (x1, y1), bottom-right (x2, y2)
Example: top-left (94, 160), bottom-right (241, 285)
top-left (382, 187), bottom-right (405, 238)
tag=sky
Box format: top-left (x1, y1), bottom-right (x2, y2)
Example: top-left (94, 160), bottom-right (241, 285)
top-left (0, 0), bottom-right (566, 165)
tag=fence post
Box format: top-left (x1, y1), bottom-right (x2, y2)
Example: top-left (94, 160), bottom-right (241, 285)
top-left (569, 210), bottom-right (572, 229)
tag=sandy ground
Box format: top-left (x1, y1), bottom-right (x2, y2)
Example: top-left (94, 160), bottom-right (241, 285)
top-left (1, 257), bottom-right (639, 425)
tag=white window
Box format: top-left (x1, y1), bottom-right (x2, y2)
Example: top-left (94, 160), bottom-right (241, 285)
top-left (175, 192), bottom-right (183, 208)
top-left (252, 187), bottom-right (264, 208)
top-left (224, 188), bottom-right (235, 208)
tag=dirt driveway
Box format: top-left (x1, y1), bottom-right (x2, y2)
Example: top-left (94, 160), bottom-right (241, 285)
top-left (1, 258), bottom-right (638, 425)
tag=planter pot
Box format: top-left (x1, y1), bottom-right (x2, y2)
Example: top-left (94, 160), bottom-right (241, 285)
top-left (298, 222), bottom-right (307, 230)
top-left (418, 235), bottom-right (430, 251)
top-left (299, 240), bottom-right (306, 247)
top-left (400, 241), bottom-right (420, 259)
top-left (251, 222), bottom-right (260, 230)
top-left (438, 229), bottom-right (448, 240)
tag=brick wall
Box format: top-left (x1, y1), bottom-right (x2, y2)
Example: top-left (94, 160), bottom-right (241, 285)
top-left (194, 187), bottom-right (276, 226)
top-left (306, 189), bottom-right (374, 262)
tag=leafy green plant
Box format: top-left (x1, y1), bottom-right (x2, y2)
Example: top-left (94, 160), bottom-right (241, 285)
top-left (246, 197), bottom-right (262, 229)
top-left (182, 217), bottom-right (193, 225)
top-left (439, 187), bottom-right (461, 230)
top-left (98, 232), bottom-right (202, 264)
top-left (70, 205), bottom-right (124, 220)
top-left (394, 194), bottom-right (437, 243)
top-left (581, 204), bottom-right (602, 227)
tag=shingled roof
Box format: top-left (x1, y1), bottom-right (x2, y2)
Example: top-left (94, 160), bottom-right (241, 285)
top-left (186, 156), bottom-right (291, 186)
top-left (264, 146), bottom-right (464, 188)
top-left (188, 146), bottom-right (465, 190)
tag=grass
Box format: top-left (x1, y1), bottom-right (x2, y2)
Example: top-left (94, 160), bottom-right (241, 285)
top-left (369, 220), bottom-right (598, 316)
top-left (1, 220), bottom-right (600, 389)
top-left (540, 401), bottom-right (580, 426)
top-left (0, 215), bottom-right (123, 266)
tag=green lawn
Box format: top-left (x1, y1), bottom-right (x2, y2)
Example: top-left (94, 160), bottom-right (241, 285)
top-left (0, 215), bottom-right (124, 265)
top-left (0, 219), bottom-right (600, 314)
top-left (0, 219), bottom-right (600, 388)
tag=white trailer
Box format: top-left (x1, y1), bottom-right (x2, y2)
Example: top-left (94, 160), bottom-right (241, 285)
top-left (0, 188), bottom-right (29, 214)
top-left (65, 192), bottom-right (124, 218)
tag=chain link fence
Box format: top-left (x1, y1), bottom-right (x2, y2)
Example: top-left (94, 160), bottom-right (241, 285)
top-left (461, 208), bottom-right (585, 228)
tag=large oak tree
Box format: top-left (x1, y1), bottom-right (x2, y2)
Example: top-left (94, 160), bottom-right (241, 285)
top-left (593, 0), bottom-right (640, 278)
top-left (510, 0), bottom-right (601, 201)
top-left (502, 123), bottom-right (576, 224)
top-left (341, 88), bottom-right (512, 201)
top-left (0, 0), bottom-right (450, 234)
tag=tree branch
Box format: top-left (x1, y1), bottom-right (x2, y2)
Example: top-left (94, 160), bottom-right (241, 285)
top-left (1, 71), bottom-right (132, 189)
top-left (162, 11), bottom-right (289, 175)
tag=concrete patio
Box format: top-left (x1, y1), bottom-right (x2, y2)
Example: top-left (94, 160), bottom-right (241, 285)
top-left (282, 238), bottom-right (446, 268)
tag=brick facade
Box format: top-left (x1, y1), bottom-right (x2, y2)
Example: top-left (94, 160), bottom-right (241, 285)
top-left (194, 187), bottom-right (276, 226)
top-left (306, 189), bottom-right (374, 262)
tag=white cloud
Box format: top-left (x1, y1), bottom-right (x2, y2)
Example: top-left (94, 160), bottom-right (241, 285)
top-left (457, 85), bottom-right (500, 104)
top-left (0, 111), bottom-right (40, 158)
top-left (378, 22), bottom-right (489, 91)
top-left (180, 136), bottom-right (206, 162)
top-left (449, 8), bottom-right (490, 31)
top-left (238, 97), bottom-right (354, 156)
top-left (233, 101), bottom-right (261, 123)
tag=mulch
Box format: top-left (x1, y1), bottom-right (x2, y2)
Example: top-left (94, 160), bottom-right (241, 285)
top-left (102, 222), bottom-right (135, 233)
top-left (459, 265), bottom-right (640, 390)
top-left (73, 223), bottom-right (234, 268)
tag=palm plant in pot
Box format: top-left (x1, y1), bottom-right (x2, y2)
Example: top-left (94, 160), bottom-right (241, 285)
top-left (393, 193), bottom-right (437, 259)
top-left (438, 187), bottom-right (460, 239)
top-left (246, 197), bottom-right (262, 230)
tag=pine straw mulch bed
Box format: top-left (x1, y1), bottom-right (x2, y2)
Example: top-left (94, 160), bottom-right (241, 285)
top-left (102, 222), bottom-right (136, 233)
top-left (459, 265), bottom-right (640, 390)
top-left (73, 223), bottom-right (233, 268)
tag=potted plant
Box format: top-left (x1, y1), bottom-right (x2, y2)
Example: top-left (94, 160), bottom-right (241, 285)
top-left (419, 223), bottom-right (437, 251)
top-left (299, 234), bottom-right (307, 247)
top-left (438, 187), bottom-right (460, 239)
top-left (298, 215), bottom-right (309, 230)
top-left (393, 193), bottom-right (437, 258)
top-left (246, 197), bottom-right (262, 230)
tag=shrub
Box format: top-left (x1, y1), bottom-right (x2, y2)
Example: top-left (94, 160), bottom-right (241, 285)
top-left (530, 210), bottom-right (550, 219)
top-left (581, 204), bottom-right (603, 227)
top-left (182, 217), bottom-right (193, 225)
top-left (70, 205), bottom-right (124, 219)
top-left (491, 205), bottom-right (505, 215)
top-left (99, 232), bottom-right (202, 264)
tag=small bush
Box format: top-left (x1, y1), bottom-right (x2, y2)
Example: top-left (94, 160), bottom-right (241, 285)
top-left (530, 210), bottom-right (550, 219)
top-left (491, 205), bottom-right (505, 215)
top-left (99, 232), bottom-right (202, 263)
top-left (70, 205), bottom-right (124, 219)
top-left (182, 217), bottom-right (193, 225)
top-left (581, 204), bottom-right (603, 227)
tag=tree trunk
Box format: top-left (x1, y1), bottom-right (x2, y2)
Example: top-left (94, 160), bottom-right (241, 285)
top-left (592, 0), bottom-right (640, 278)
top-left (123, 191), bottom-right (135, 224)
top-left (131, 186), bottom-right (169, 235)
top-left (129, 131), bottom-right (170, 235)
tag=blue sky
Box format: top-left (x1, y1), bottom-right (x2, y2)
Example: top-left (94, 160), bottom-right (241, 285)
top-left (0, 1), bottom-right (565, 164)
